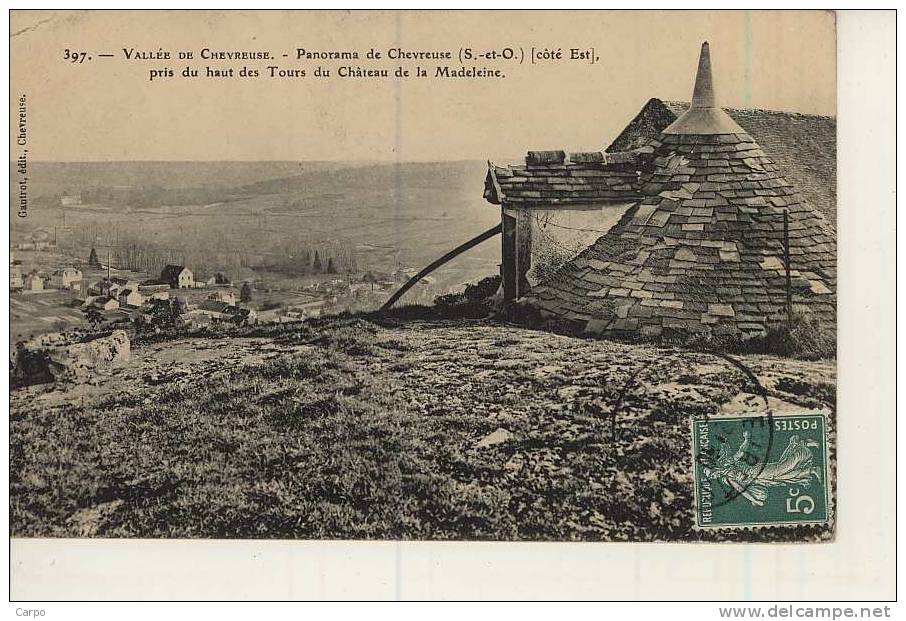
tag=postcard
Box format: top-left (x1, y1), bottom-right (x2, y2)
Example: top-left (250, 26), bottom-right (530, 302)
top-left (7, 9), bottom-right (896, 602)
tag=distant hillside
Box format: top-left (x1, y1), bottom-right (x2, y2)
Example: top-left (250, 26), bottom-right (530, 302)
top-left (232, 160), bottom-right (488, 197)
top-left (10, 160), bottom-right (502, 290)
top-left (216, 160), bottom-right (501, 286)
top-left (11, 161), bottom-right (373, 201)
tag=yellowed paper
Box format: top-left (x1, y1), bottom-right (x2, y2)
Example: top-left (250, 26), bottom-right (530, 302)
top-left (7, 9), bottom-right (894, 601)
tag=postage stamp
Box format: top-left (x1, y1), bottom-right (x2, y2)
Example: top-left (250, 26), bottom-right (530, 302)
top-left (692, 413), bottom-right (829, 528)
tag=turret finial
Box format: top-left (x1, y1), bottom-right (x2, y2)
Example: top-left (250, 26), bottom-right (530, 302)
top-left (662, 41), bottom-right (746, 135)
top-left (691, 41), bottom-right (716, 108)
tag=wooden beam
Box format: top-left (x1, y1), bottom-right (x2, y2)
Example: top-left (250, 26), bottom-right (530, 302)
top-left (380, 223), bottom-right (502, 311)
top-left (515, 209), bottom-right (532, 297)
top-left (502, 207), bottom-right (533, 300)
top-left (501, 210), bottom-right (518, 302)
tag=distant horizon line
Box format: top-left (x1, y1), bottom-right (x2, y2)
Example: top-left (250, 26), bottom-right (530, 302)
top-left (8, 158), bottom-right (515, 164)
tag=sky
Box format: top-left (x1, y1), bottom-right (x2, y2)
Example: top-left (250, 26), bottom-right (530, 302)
top-left (10, 10), bottom-right (836, 162)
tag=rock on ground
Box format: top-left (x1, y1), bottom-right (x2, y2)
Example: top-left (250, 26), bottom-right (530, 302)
top-left (13, 330), bottom-right (131, 385)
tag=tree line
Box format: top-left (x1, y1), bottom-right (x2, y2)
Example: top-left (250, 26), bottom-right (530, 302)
top-left (69, 222), bottom-right (360, 280)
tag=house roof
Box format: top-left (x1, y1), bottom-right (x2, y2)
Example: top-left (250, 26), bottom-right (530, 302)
top-left (607, 99), bottom-right (836, 226)
top-left (485, 103), bottom-right (835, 228)
top-left (484, 150), bottom-right (645, 206)
top-left (525, 130), bottom-right (837, 337)
top-left (161, 265), bottom-right (189, 280)
top-left (517, 42), bottom-right (836, 339)
top-left (488, 39), bottom-right (836, 227)
top-left (198, 300), bottom-right (230, 313)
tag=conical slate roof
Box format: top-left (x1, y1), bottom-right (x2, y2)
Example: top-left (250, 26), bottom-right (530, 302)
top-left (523, 43), bottom-right (836, 338)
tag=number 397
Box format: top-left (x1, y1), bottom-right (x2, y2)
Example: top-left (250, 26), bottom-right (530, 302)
top-left (63, 49), bottom-right (88, 63)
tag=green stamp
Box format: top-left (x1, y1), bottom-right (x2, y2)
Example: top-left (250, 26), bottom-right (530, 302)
top-left (692, 413), bottom-right (829, 528)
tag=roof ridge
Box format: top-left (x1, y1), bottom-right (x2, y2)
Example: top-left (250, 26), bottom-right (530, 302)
top-left (660, 98), bottom-right (837, 120)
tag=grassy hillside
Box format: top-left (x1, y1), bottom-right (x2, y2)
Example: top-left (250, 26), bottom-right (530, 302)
top-left (10, 316), bottom-right (835, 541)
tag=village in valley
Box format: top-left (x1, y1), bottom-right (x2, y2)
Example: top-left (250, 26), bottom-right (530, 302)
top-left (7, 157), bottom-right (491, 353)
top-left (9, 228), bottom-right (438, 347)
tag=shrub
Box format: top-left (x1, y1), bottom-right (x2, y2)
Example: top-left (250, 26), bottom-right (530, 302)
top-left (655, 309), bottom-right (836, 360)
top-left (311, 319), bottom-right (381, 356)
top-left (432, 275), bottom-right (501, 319)
top-left (463, 274), bottom-right (501, 301)
top-left (755, 309), bottom-right (836, 360)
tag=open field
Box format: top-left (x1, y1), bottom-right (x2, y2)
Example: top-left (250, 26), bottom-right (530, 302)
top-left (10, 291), bottom-right (87, 344)
top-left (10, 316), bottom-right (835, 541)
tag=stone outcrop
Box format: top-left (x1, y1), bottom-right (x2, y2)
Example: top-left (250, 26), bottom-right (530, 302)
top-left (13, 330), bottom-right (131, 385)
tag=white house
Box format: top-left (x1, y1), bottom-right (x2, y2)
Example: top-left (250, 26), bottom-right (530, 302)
top-left (161, 265), bottom-right (194, 289)
top-left (91, 296), bottom-right (120, 311)
top-left (24, 273), bottom-right (44, 292)
top-left (52, 267), bottom-right (83, 290)
top-left (117, 288), bottom-right (144, 308)
top-left (207, 290), bottom-right (237, 305)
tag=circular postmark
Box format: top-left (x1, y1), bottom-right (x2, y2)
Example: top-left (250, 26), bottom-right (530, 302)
top-left (610, 348), bottom-right (774, 509)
